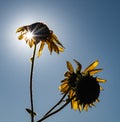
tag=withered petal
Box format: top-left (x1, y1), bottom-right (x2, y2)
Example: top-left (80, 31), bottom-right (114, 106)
top-left (38, 41), bottom-right (45, 57)
top-left (73, 59), bottom-right (82, 73)
top-left (66, 61), bottom-right (74, 73)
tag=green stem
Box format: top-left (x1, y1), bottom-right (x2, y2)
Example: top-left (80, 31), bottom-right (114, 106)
top-left (30, 44), bottom-right (37, 122)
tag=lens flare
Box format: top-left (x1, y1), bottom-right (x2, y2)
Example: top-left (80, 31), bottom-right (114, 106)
top-left (25, 31), bottom-right (33, 40)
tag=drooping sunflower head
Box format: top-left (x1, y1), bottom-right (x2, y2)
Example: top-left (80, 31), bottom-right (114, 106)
top-left (59, 59), bottom-right (106, 111)
top-left (16, 22), bottom-right (64, 57)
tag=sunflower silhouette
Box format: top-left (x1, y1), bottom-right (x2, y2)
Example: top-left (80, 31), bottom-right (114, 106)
top-left (59, 59), bottom-right (106, 111)
top-left (16, 22), bottom-right (64, 57)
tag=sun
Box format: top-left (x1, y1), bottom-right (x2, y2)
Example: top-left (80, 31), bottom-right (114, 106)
top-left (25, 31), bottom-right (34, 40)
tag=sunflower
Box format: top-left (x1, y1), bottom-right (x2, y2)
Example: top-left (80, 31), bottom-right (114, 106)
top-left (16, 22), bottom-right (64, 57)
top-left (59, 59), bottom-right (106, 111)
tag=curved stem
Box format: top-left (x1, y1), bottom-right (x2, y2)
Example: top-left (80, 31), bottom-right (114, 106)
top-left (30, 44), bottom-right (37, 122)
top-left (43, 89), bottom-right (69, 118)
top-left (37, 95), bottom-right (75, 122)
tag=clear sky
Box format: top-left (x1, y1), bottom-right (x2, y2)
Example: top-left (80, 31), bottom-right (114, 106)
top-left (0, 0), bottom-right (120, 122)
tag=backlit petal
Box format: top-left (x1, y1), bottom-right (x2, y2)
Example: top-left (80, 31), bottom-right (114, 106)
top-left (72, 100), bottom-right (78, 110)
top-left (66, 61), bottom-right (74, 73)
top-left (16, 22), bottom-right (64, 55)
top-left (46, 41), bottom-right (51, 52)
top-left (84, 104), bottom-right (88, 111)
top-left (52, 43), bottom-right (59, 54)
top-left (61, 78), bottom-right (68, 83)
top-left (96, 99), bottom-right (100, 103)
top-left (79, 105), bottom-right (83, 112)
top-left (100, 86), bottom-right (104, 91)
top-left (18, 34), bottom-right (24, 40)
top-left (16, 27), bottom-right (25, 33)
top-left (58, 46), bottom-right (64, 52)
top-left (52, 33), bottom-right (64, 48)
top-left (89, 69), bottom-right (103, 75)
top-left (91, 102), bottom-right (96, 107)
top-left (96, 78), bottom-right (106, 83)
top-left (59, 83), bottom-right (69, 93)
top-left (64, 71), bottom-right (71, 77)
top-left (73, 59), bottom-right (82, 72)
top-left (28, 40), bottom-right (34, 48)
top-left (38, 42), bottom-right (45, 57)
top-left (83, 60), bottom-right (99, 74)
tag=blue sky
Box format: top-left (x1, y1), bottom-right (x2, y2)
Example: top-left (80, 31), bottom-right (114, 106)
top-left (0, 0), bottom-right (120, 122)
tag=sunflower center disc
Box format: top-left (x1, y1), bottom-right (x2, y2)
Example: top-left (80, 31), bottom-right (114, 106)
top-left (76, 76), bottom-right (100, 104)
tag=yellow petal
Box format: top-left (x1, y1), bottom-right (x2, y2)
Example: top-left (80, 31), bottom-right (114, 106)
top-left (28, 40), bottom-right (34, 48)
top-left (91, 102), bottom-right (96, 107)
top-left (96, 99), bottom-right (100, 103)
top-left (61, 78), bottom-right (68, 83)
top-left (66, 61), bottom-right (74, 73)
top-left (18, 34), bottom-right (24, 40)
top-left (96, 78), bottom-right (106, 83)
top-left (100, 86), bottom-right (104, 91)
top-left (52, 43), bottom-right (59, 54)
top-left (69, 90), bottom-right (78, 110)
top-left (52, 33), bottom-right (58, 41)
top-left (64, 71), bottom-right (71, 77)
top-left (88, 104), bottom-right (92, 108)
top-left (69, 90), bottom-right (76, 103)
top-left (84, 104), bottom-right (88, 111)
top-left (79, 105), bottom-right (83, 112)
top-left (37, 42), bottom-right (45, 57)
top-left (16, 26), bottom-right (27, 33)
top-left (89, 69), bottom-right (103, 76)
top-left (73, 59), bottom-right (82, 72)
top-left (46, 41), bottom-right (51, 53)
top-left (16, 27), bottom-right (23, 33)
top-left (69, 90), bottom-right (74, 98)
top-left (58, 46), bottom-right (64, 52)
top-left (59, 83), bottom-right (69, 93)
top-left (52, 33), bottom-right (64, 48)
top-left (72, 100), bottom-right (78, 110)
top-left (52, 38), bottom-right (64, 53)
top-left (48, 41), bottom-right (53, 54)
top-left (59, 83), bottom-right (67, 90)
top-left (83, 60), bottom-right (99, 74)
